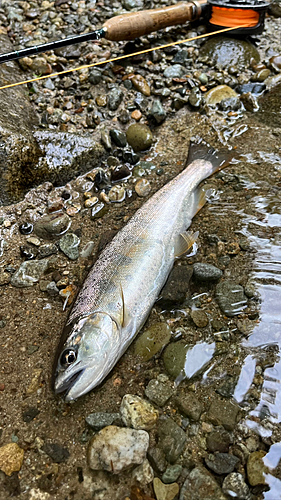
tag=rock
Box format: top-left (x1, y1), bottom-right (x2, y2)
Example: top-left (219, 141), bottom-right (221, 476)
top-left (111, 164), bottom-right (131, 182)
top-left (34, 212), bottom-right (71, 240)
top-left (247, 450), bottom-right (268, 486)
top-left (19, 222), bottom-right (33, 235)
top-left (205, 85), bottom-right (238, 105)
top-left (179, 466), bottom-right (227, 500)
top-left (120, 394), bottom-right (158, 430)
top-left (190, 310), bottom-right (209, 328)
top-left (163, 65), bottom-right (185, 78)
top-left (159, 265), bottom-right (193, 307)
top-left (59, 233), bottom-right (80, 260)
top-left (0, 34), bottom-right (40, 205)
top-left (199, 36), bottom-right (260, 69)
top-left (135, 179), bottom-right (151, 197)
top-left (131, 75), bottom-right (151, 96)
top-left (87, 425), bottom-right (149, 474)
top-left (0, 269), bottom-right (11, 285)
top-left (26, 368), bottom-right (42, 395)
top-left (207, 399), bottom-right (240, 431)
top-left (172, 49), bottom-right (189, 64)
top-left (91, 202), bottom-right (109, 220)
top-left (206, 430), bottom-right (231, 453)
top-left (216, 280), bottom-right (247, 317)
top-left (147, 447), bottom-right (167, 473)
top-left (189, 87), bottom-right (202, 108)
top-left (20, 245), bottom-right (38, 260)
top-left (145, 378), bottom-right (174, 407)
top-left (148, 100), bottom-right (166, 124)
top-left (176, 392), bottom-right (203, 421)
top-left (89, 68), bottom-right (103, 85)
top-left (158, 418), bottom-right (187, 463)
top-left (101, 130), bottom-right (112, 150)
top-left (108, 185), bottom-right (126, 203)
top-left (153, 477), bottom-right (179, 500)
top-left (132, 459), bottom-right (154, 485)
top-left (222, 472), bottom-right (251, 500)
top-left (163, 341), bottom-right (189, 379)
top-left (269, 54), bottom-right (281, 72)
top-left (110, 128), bottom-right (127, 147)
top-left (123, 0), bottom-right (144, 9)
top-left (193, 263), bottom-right (223, 282)
top-left (108, 87), bottom-right (124, 111)
top-left (205, 452), bottom-right (239, 475)
top-left (256, 82), bottom-right (281, 128)
top-left (42, 443), bottom-right (70, 463)
top-left (22, 406), bottom-right (40, 423)
top-left (219, 97), bottom-right (241, 111)
top-left (162, 464), bottom-right (182, 484)
top-left (126, 124), bottom-right (153, 152)
top-left (134, 323), bottom-right (171, 361)
top-left (85, 412), bottom-right (120, 430)
top-left (37, 243), bottom-right (58, 259)
top-left (240, 92), bottom-right (259, 112)
top-left (269, 0), bottom-right (281, 17)
top-left (96, 95), bottom-right (107, 107)
top-left (10, 258), bottom-right (53, 287)
top-left (0, 443), bottom-right (24, 476)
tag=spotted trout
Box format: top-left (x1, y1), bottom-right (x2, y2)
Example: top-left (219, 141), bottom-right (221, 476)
top-left (53, 139), bottom-right (230, 401)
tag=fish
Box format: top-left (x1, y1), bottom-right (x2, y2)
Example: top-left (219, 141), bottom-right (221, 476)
top-left (52, 139), bottom-right (230, 401)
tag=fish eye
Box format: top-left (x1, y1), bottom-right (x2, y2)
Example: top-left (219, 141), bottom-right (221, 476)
top-left (60, 348), bottom-right (77, 366)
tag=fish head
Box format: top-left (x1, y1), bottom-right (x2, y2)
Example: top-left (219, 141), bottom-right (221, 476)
top-left (53, 311), bottom-right (120, 401)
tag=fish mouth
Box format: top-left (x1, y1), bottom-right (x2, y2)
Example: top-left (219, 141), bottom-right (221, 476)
top-left (54, 368), bottom-right (85, 397)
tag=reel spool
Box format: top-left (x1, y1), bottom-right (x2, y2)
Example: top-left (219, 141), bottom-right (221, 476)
top-left (206, 0), bottom-right (270, 35)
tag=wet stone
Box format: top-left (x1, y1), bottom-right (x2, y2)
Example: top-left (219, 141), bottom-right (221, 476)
top-left (158, 418), bottom-right (187, 463)
top-left (87, 425), bottom-right (149, 474)
top-left (216, 280), bottom-right (247, 317)
top-left (247, 450), bottom-right (268, 486)
top-left (163, 341), bottom-right (189, 379)
top-left (11, 259), bottom-right (53, 288)
top-left (162, 464), bottom-right (182, 484)
top-left (205, 85), bottom-right (238, 105)
top-left (159, 265), bottom-right (193, 307)
top-left (205, 452), bottom-right (239, 475)
top-left (85, 412), bottom-right (120, 430)
top-left (179, 466), bottom-right (227, 500)
top-left (135, 179), bottom-right (151, 197)
top-left (22, 407), bottom-right (40, 423)
top-left (148, 99), bottom-right (166, 124)
top-left (216, 375), bottom-right (237, 398)
top-left (190, 310), bottom-right (208, 328)
top-left (256, 82), bottom-right (281, 128)
top-left (46, 281), bottom-right (59, 296)
top-left (218, 97), bottom-right (241, 111)
top-left (188, 87), bottom-right (202, 108)
top-left (120, 394), bottom-right (158, 430)
top-left (172, 49), bottom-right (189, 64)
top-left (0, 269), bottom-right (11, 285)
top-left (153, 477), bottom-right (179, 500)
top-left (132, 459), bottom-right (154, 485)
top-left (0, 443), bottom-right (24, 476)
top-left (110, 128), bottom-right (127, 148)
top-left (163, 64), bottom-right (185, 78)
top-left (206, 430), bottom-right (231, 453)
top-left (134, 322), bottom-right (171, 361)
top-left (193, 262), bottom-right (223, 282)
top-left (131, 74), bottom-right (151, 96)
top-left (199, 36), bottom-right (260, 69)
top-left (108, 87), bottom-right (124, 111)
top-left (108, 185), bottom-right (126, 203)
top-left (59, 233), bottom-right (80, 260)
top-left (126, 124), bottom-right (153, 152)
top-left (100, 130), bottom-right (112, 150)
top-left (34, 212), bottom-right (71, 240)
top-left (147, 447), bottom-right (167, 474)
top-left (207, 399), bottom-right (240, 431)
top-left (176, 392), bottom-right (203, 422)
top-left (37, 243), bottom-right (58, 259)
top-left (240, 92), bottom-right (259, 112)
top-left (42, 443), bottom-right (70, 463)
top-left (91, 202), bottom-right (109, 220)
top-left (145, 378), bottom-right (174, 407)
top-left (20, 245), bottom-right (38, 260)
top-left (89, 68), bottom-right (103, 85)
top-left (222, 472), bottom-right (251, 500)
top-left (111, 164), bottom-right (131, 182)
top-left (19, 222), bottom-right (33, 235)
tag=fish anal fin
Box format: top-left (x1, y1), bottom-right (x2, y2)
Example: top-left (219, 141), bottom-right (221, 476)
top-left (174, 230), bottom-right (199, 258)
top-left (120, 284), bottom-right (130, 328)
top-left (192, 187), bottom-right (208, 217)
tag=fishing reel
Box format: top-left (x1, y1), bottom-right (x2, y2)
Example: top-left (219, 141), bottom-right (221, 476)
top-left (206, 0), bottom-right (270, 35)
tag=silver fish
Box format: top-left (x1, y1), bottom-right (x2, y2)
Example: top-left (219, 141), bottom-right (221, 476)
top-left (53, 139), bottom-right (230, 401)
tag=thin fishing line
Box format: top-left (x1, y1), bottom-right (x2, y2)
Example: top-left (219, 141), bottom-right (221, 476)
top-left (0, 24), bottom-right (249, 91)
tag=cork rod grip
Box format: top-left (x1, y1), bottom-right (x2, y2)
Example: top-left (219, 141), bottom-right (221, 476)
top-left (103, 2), bottom-right (203, 42)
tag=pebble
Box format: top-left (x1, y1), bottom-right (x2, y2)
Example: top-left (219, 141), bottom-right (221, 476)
top-left (131, 74), bottom-right (151, 96)
top-left (189, 87), bottom-right (202, 108)
top-left (147, 447), bottom-right (167, 473)
top-left (23, 406), bottom-right (40, 423)
top-left (199, 36), bottom-right (260, 68)
top-left (0, 269), bottom-right (11, 285)
top-left (205, 85), bottom-right (238, 105)
top-left (222, 472), bottom-right (251, 500)
top-left (37, 243), bottom-right (58, 259)
top-left (108, 87), bottom-right (124, 111)
top-left (0, 443), bottom-right (24, 476)
top-left (87, 425), bottom-right (149, 474)
top-left (11, 258), bottom-right (53, 287)
top-left (190, 310), bottom-right (209, 328)
top-left (19, 221), bottom-right (33, 235)
top-left (172, 49), bottom-right (189, 64)
top-left (205, 452), bottom-right (239, 475)
top-left (26, 368), bottom-right (42, 395)
top-left (193, 262), bottom-right (223, 282)
top-left (162, 464), bottom-right (182, 484)
top-left (131, 109), bottom-right (142, 121)
top-left (132, 459), bottom-right (154, 485)
top-left (26, 236), bottom-right (41, 247)
top-left (159, 265), bottom-right (193, 306)
top-left (111, 164), bottom-right (131, 182)
top-left (85, 412), bottom-right (120, 430)
top-left (42, 443), bottom-right (70, 463)
top-left (126, 124), bottom-right (153, 152)
top-left (100, 130), bottom-right (112, 150)
top-left (34, 212), bottom-right (71, 240)
top-left (163, 341), bottom-right (188, 379)
top-left (179, 466), bottom-right (227, 500)
top-left (247, 450), bottom-right (268, 486)
top-left (80, 241), bottom-right (95, 258)
top-left (145, 377), bottom-right (174, 407)
top-left (153, 477), bottom-right (179, 500)
top-left (207, 399), bottom-right (240, 431)
top-left (158, 417), bottom-right (187, 463)
top-left (46, 281), bottom-right (59, 296)
top-left (240, 92), bottom-right (259, 112)
top-left (59, 233), bottom-right (80, 260)
top-left (88, 68), bottom-right (103, 85)
top-left (163, 64), bottom-right (185, 78)
top-left (96, 95), bottom-right (107, 107)
top-left (252, 68), bottom-right (271, 82)
top-left (20, 244), bottom-right (38, 260)
top-left (120, 394), bottom-right (158, 430)
top-left (84, 196), bottom-right (98, 208)
top-left (148, 99), bottom-right (166, 124)
top-left (134, 322), bottom-right (171, 361)
top-left (216, 280), bottom-right (247, 317)
top-left (219, 97), bottom-right (241, 111)
top-left (135, 179), bottom-right (151, 197)
top-left (91, 202), bottom-right (109, 219)
top-left (108, 185), bottom-right (126, 203)
top-left (176, 392), bottom-right (203, 421)
top-left (110, 128), bottom-right (127, 147)
top-left (206, 430), bottom-right (231, 453)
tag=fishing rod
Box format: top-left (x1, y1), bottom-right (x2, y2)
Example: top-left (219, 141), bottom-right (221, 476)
top-left (0, 0), bottom-right (269, 65)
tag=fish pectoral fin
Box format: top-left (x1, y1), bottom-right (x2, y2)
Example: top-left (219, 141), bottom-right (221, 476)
top-left (174, 230), bottom-right (199, 257)
top-left (120, 284), bottom-right (130, 328)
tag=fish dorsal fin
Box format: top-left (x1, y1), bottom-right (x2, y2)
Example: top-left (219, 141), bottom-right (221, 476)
top-left (174, 230), bottom-right (199, 258)
top-left (120, 284), bottom-right (130, 328)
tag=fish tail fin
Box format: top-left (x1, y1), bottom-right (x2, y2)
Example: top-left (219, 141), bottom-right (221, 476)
top-left (186, 137), bottom-right (233, 174)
